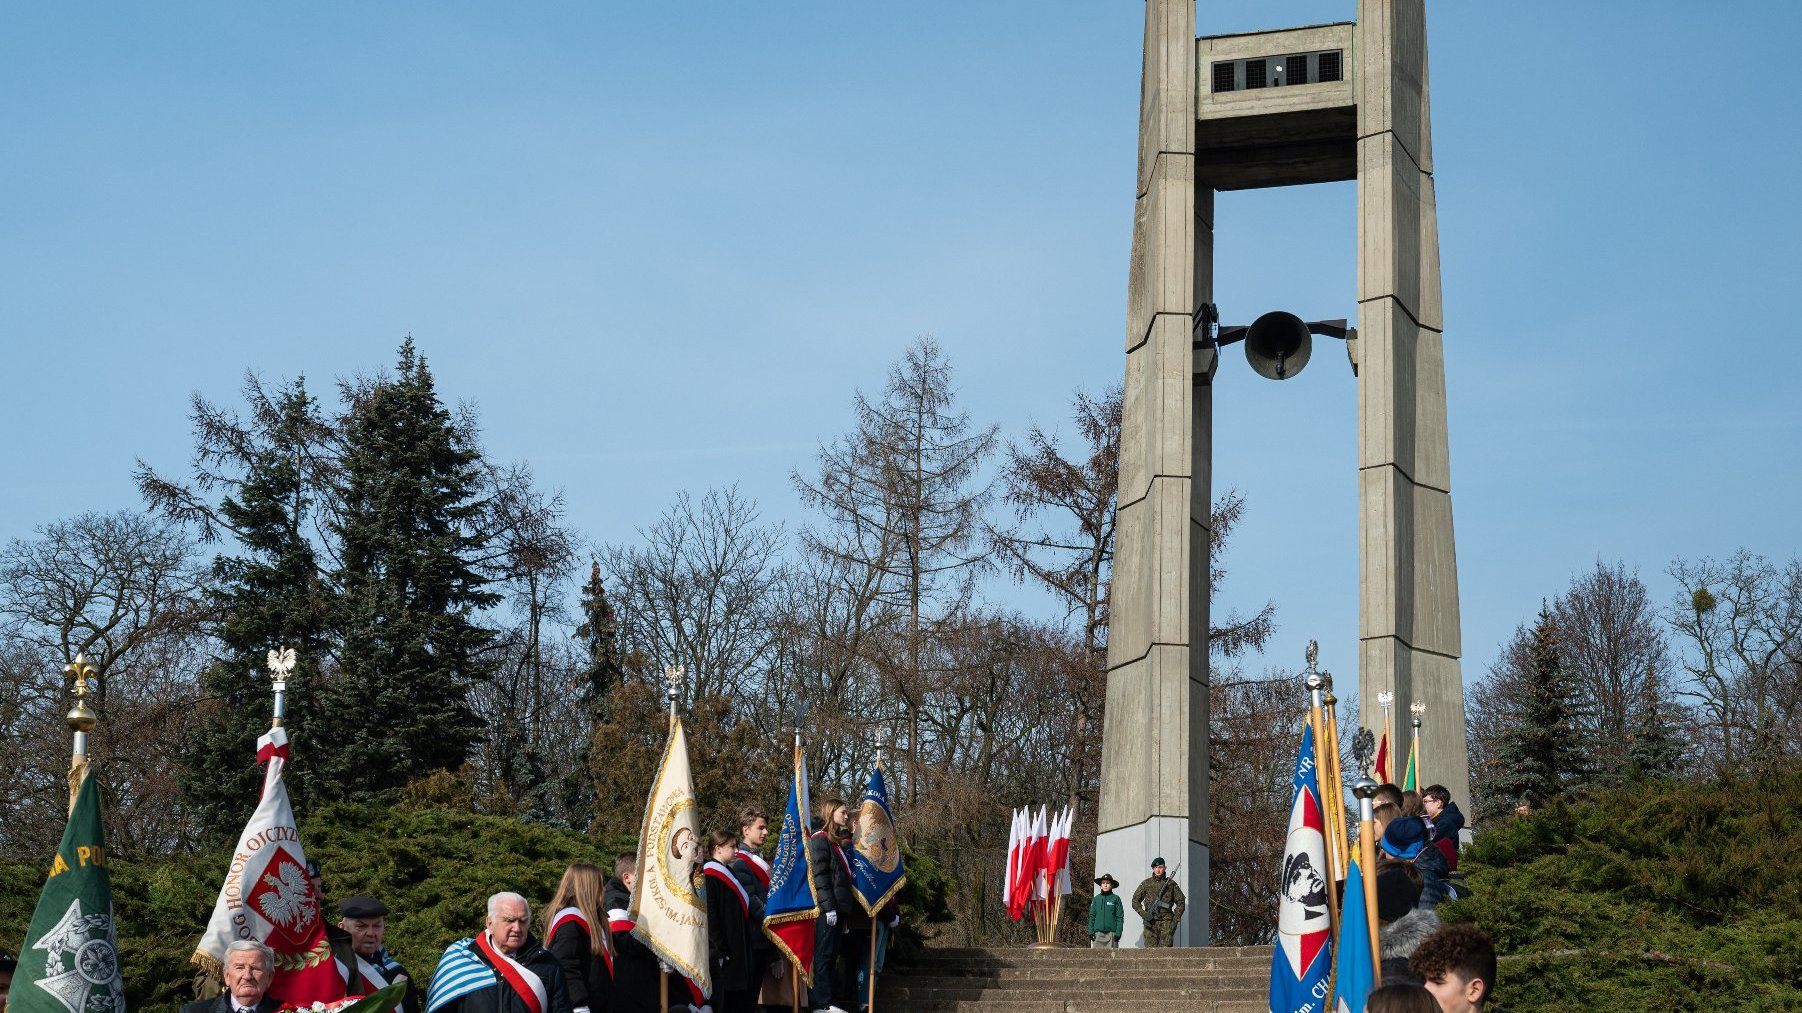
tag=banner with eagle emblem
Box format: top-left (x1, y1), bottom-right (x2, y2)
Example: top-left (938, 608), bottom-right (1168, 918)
top-left (193, 726), bottom-right (347, 1007)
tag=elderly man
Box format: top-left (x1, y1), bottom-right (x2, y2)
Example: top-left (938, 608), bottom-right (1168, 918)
top-left (340, 896), bottom-right (422, 1013)
top-left (181, 941), bottom-right (281, 1013)
top-left (426, 892), bottom-right (571, 1013)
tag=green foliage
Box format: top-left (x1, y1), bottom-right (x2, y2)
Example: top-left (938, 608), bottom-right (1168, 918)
top-left (1442, 772), bottom-right (1802, 1011)
top-left (322, 340), bottom-right (499, 803)
top-left (184, 380), bottom-right (335, 841)
top-left (1479, 607), bottom-right (1590, 817)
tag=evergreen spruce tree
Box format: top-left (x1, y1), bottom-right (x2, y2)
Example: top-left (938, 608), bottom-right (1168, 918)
top-left (181, 381), bottom-right (334, 840)
top-left (319, 340), bottom-right (498, 803)
top-left (574, 561), bottom-right (624, 727)
top-left (1627, 666), bottom-right (1685, 780)
top-left (1484, 607), bottom-right (1590, 813)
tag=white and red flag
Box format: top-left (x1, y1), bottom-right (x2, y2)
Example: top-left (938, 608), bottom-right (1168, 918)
top-left (193, 727), bottom-right (348, 1007)
top-left (1045, 806), bottom-right (1074, 898)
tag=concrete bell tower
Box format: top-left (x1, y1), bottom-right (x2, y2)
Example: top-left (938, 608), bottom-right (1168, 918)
top-left (1095, 0), bottom-right (1467, 946)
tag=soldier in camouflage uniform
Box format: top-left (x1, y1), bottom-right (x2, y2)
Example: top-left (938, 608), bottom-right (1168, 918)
top-left (1131, 857), bottom-right (1186, 947)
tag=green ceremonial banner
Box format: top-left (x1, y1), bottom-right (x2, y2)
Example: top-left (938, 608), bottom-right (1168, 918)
top-left (12, 772), bottom-right (126, 1013)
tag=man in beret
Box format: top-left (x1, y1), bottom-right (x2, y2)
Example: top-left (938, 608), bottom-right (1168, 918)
top-left (341, 896), bottom-right (422, 1013)
top-left (1088, 874), bottom-right (1124, 948)
top-left (1131, 858), bottom-right (1186, 947)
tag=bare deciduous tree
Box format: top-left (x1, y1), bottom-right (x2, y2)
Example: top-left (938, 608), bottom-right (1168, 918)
top-left (1668, 551), bottom-right (1802, 776)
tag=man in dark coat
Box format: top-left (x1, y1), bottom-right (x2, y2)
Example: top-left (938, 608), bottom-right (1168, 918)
top-left (1380, 817), bottom-right (1450, 908)
top-left (424, 892), bottom-right (571, 1013)
top-left (602, 855), bottom-right (659, 1013)
top-left (340, 896), bottom-right (422, 1013)
top-left (180, 941), bottom-right (281, 1013)
top-left (728, 808), bottom-right (776, 1003)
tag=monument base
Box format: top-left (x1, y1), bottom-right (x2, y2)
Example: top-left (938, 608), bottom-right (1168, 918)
top-left (1093, 817), bottom-right (1209, 946)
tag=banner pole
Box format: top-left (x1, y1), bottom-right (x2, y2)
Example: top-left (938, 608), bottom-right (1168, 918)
top-left (64, 654), bottom-right (98, 813)
top-left (1353, 778), bottom-right (1382, 983)
top-left (867, 920), bottom-right (879, 1012)
top-left (1304, 649), bottom-right (1340, 943)
top-left (792, 964), bottom-right (800, 1013)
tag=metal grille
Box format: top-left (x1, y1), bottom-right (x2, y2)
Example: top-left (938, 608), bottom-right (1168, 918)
top-left (1244, 58), bottom-right (1267, 89)
top-left (1288, 54), bottom-right (1312, 83)
top-left (1317, 50), bottom-right (1342, 82)
top-left (1212, 61), bottom-right (1236, 93)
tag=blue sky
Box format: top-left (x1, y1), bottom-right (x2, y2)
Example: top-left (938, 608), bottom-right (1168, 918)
top-left (4, 2), bottom-right (1799, 692)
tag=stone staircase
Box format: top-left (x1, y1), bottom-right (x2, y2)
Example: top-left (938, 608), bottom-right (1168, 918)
top-left (874, 945), bottom-right (1275, 1012)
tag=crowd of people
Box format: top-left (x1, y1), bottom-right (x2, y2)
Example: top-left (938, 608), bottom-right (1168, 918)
top-left (159, 799), bottom-right (892, 1013)
top-left (0, 784), bottom-right (1497, 1013)
top-left (1364, 781), bottom-right (1499, 1013)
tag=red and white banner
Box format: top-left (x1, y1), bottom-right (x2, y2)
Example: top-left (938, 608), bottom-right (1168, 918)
top-left (192, 728), bottom-right (347, 1008)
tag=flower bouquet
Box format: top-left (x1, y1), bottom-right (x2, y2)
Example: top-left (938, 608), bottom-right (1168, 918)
top-left (279, 981), bottom-right (408, 1013)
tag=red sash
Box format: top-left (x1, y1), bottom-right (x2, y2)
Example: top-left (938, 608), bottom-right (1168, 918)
top-left (549, 905), bottom-right (613, 979)
top-left (703, 861), bottom-right (750, 916)
top-left (473, 931), bottom-right (547, 1013)
top-left (735, 849), bottom-right (771, 889)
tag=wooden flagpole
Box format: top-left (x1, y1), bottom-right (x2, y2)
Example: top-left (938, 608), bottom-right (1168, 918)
top-left (1304, 646), bottom-right (1340, 942)
top-left (1353, 778), bottom-right (1382, 983)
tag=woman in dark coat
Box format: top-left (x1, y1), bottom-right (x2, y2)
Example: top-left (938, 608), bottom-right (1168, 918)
top-left (703, 830), bottom-right (756, 1013)
top-left (544, 863), bottom-right (613, 1013)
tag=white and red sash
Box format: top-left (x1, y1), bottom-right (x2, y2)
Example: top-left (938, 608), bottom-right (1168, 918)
top-left (473, 930), bottom-right (548, 1013)
top-left (703, 860), bottom-right (750, 916)
top-left (606, 907), bottom-right (635, 936)
top-left (735, 849), bottom-right (771, 890)
top-left (548, 905), bottom-right (613, 979)
top-left (353, 955), bottom-right (406, 1013)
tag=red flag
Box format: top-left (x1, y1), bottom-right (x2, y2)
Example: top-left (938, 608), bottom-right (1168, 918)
top-left (1375, 723), bottom-right (1391, 784)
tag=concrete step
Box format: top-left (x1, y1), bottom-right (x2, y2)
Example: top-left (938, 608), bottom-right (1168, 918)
top-left (874, 946), bottom-right (1274, 1013)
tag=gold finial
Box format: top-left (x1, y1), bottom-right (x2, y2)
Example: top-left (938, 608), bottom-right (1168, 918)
top-left (65, 653), bottom-right (98, 733)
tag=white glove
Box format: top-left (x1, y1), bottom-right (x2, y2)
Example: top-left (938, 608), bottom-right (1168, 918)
top-left (825, 910), bottom-right (838, 927)
top-left (659, 960), bottom-right (674, 975)
top-left (574, 1007), bottom-right (591, 1013)
top-left (887, 913), bottom-right (900, 927)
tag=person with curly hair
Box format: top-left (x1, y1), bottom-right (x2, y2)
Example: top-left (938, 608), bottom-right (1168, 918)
top-left (1408, 923), bottom-right (1497, 1012)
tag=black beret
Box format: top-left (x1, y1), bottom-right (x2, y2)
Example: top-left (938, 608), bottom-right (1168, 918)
top-left (338, 896), bottom-right (390, 918)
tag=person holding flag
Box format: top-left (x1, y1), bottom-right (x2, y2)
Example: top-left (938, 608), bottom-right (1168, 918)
top-left (849, 760), bottom-right (906, 1011)
top-left (192, 649), bottom-right (346, 1009)
top-left (762, 736), bottom-right (820, 1011)
top-left (12, 654), bottom-right (126, 1013)
top-left (1270, 723), bottom-right (1333, 1013)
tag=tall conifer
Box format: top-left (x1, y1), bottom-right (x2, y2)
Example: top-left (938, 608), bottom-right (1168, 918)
top-left (1484, 607), bottom-right (1590, 813)
top-left (181, 380), bottom-right (333, 839)
top-left (320, 340), bottom-right (497, 802)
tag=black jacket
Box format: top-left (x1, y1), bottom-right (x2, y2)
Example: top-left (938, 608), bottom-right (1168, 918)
top-left (811, 826), bottom-right (865, 928)
top-left (429, 935), bottom-right (572, 1013)
top-left (602, 877), bottom-right (659, 1013)
top-left (181, 997), bottom-right (281, 1013)
top-left (549, 917), bottom-right (612, 1013)
top-left (732, 852), bottom-right (777, 969)
top-left (704, 863), bottom-right (755, 995)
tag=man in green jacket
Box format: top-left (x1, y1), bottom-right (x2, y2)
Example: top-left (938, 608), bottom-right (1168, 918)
top-left (1132, 857), bottom-right (1186, 947)
top-left (1088, 874), bottom-right (1124, 948)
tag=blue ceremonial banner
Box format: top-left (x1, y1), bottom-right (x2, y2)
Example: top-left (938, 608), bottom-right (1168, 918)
top-left (851, 762), bottom-right (906, 914)
top-left (1270, 723), bottom-right (1333, 1013)
top-left (763, 743), bottom-right (820, 984)
top-left (1332, 856), bottom-right (1375, 1013)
